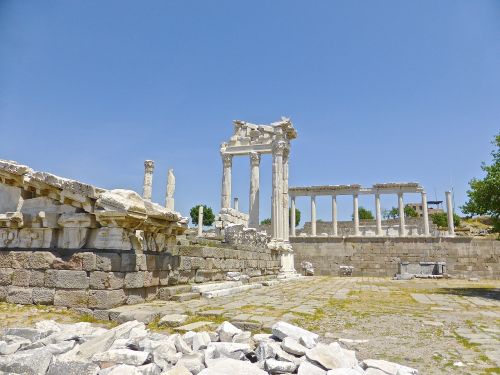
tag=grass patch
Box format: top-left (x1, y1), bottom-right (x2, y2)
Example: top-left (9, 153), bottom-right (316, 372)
top-left (454, 332), bottom-right (480, 350)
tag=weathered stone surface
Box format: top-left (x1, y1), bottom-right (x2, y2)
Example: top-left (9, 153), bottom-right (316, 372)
top-left (0, 347), bottom-right (53, 375)
top-left (32, 287), bottom-right (55, 305)
top-left (117, 311), bottom-right (159, 324)
top-left (199, 358), bottom-right (268, 375)
top-left (88, 289), bottom-right (126, 309)
top-left (0, 268), bottom-right (13, 285)
top-left (192, 331), bottom-right (211, 351)
top-left (362, 359), bottom-right (418, 375)
top-left (207, 342), bottom-right (251, 360)
top-left (216, 321), bottom-right (242, 342)
top-left (29, 270), bottom-right (45, 287)
top-left (305, 343), bottom-right (350, 370)
top-left (11, 269), bottom-right (30, 286)
top-left (162, 364), bottom-right (194, 375)
top-left (125, 272), bottom-right (146, 288)
top-left (89, 271), bottom-right (125, 289)
top-left (158, 314), bottom-right (188, 327)
top-left (47, 361), bottom-right (103, 375)
top-left (176, 352), bottom-right (205, 374)
top-left (55, 270), bottom-right (89, 289)
top-left (281, 336), bottom-right (307, 356)
top-left (96, 253), bottom-right (122, 272)
top-left (265, 358), bottom-right (297, 373)
top-left (298, 361), bottom-right (326, 375)
top-left (272, 321), bottom-right (319, 344)
top-left (92, 348), bottom-right (150, 366)
top-left (29, 252), bottom-right (56, 269)
top-left (6, 286), bottom-right (32, 304)
top-left (54, 290), bottom-right (88, 308)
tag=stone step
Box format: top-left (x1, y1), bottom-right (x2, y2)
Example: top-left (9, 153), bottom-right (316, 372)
top-left (157, 285), bottom-right (193, 300)
top-left (191, 281), bottom-right (243, 294)
top-left (201, 283), bottom-right (263, 299)
top-left (170, 292), bottom-right (201, 302)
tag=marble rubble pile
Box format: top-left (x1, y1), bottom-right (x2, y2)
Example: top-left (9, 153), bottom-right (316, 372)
top-left (0, 319), bottom-right (418, 375)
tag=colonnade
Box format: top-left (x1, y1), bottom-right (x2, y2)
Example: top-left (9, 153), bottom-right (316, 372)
top-left (290, 188), bottom-right (440, 237)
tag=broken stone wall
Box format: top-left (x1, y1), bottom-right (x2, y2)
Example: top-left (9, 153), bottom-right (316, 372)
top-left (291, 237), bottom-right (500, 279)
top-left (0, 245), bottom-right (280, 311)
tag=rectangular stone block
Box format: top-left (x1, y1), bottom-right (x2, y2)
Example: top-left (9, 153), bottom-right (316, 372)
top-left (52, 270), bottom-right (89, 289)
top-left (11, 269), bottom-right (31, 287)
top-left (0, 252), bottom-right (12, 268)
top-left (96, 253), bottom-right (121, 271)
top-left (124, 272), bottom-right (145, 288)
top-left (88, 289), bottom-right (126, 309)
top-left (6, 286), bottom-right (32, 304)
top-left (120, 253), bottom-right (147, 272)
top-left (29, 252), bottom-right (56, 269)
top-left (159, 271), bottom-right (169, 286)
top-left (125, 288), bottom-right (146, 305)
top-left (89, 271), bottom-right (124, 290)
top-left (32, 287), bottom-right (55, 305)
top-left (29, 270), bottom-right (45, 287)
top-left (0, 286), bottom-right (7, 301)
top-left (11, 252), bottom-right (31, 269)
top-left (0, 268), bottom-right (13, 286)
top-left (54, 290), bottom-right (88, 308)
top-left (80, 252), bottom-right (97, 271)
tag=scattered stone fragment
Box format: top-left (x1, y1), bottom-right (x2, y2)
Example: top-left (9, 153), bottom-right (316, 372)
top-left (216, 321), bottom-right (242, 342)
top-left (199, 358), bottom-right (268, 375)
top-left (161, 364), bottom-right (193, 375)
top-left (297, 361), bottom-right (326, 375)
top-left (306, 343), bottom-right (350, 369)
top-left (46, 360), bottom-right (100, 375)
top-left (362, 359), bottom-right (418, 375)
top-left (159, 314), bottom-right (189, 327)
top-left (174, 321), bottom-right (212, 332)
top-left (265, 358), bottom-right (298, 373)
top-left (272, 321), bottom-right (318, 344)
top-left (177, 352), bottom-right (205, 374)
top-left (192, 331), bottom-right (211, 351)
top-left (281, 336), bottom-right (307, 356)
top-left (92, 348), bottom-right (151, 366)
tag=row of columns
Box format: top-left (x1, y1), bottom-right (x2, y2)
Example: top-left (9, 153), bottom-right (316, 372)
top-left (292, 191), bottom-right (441, 237)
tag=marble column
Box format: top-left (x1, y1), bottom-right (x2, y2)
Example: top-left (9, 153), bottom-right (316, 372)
top-left (283, 149), bottom-right (290, 242)
top-left (221, 153), bottom-right (232, 209)
top-left (311, 195), bottom-right (317, 236)
top-left (142, 160), bottom-right (154, 201)
top-left (165, 168), bottom-right (175, 211)
top-left (445, 191), bottom-right (455, 236)
top-left (375, 193), bottom-right (382, 236)
top-left (233, 197), bottom-right (239, 211)
top-left (290, 196), bottom-right (296, 237)
top-left (332, 195), bottom-right (338, 236)
top-left (197, 206), bottom-right (203, 237)
top-left (353, 194), bottom-right (360, 236)
top-left (398, 192), bottom-right (406, 236)
top-left (421, 191), bottom-right (430, 236)
top-left (248, 152), bottom-right (260, 228)
top-left (271, 141), bottom-right (285, 240)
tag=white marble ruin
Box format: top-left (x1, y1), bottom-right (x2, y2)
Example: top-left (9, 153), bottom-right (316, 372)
top-left (289, 183), bottom-right (455, 237)
top-left (217, 118), bottom-right (298, 277)
top-left (165, 168), bottom-right (175, 211)
top-left (0, 159), bottom-right (188, 251)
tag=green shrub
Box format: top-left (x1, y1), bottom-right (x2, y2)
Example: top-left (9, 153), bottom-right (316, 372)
top-left (190, 205), bottom-right (215, 226)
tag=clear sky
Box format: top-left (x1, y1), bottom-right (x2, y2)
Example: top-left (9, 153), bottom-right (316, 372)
top-left (1, 1), bottom-right (499, 224)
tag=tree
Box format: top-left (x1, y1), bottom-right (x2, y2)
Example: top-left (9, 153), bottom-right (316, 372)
top-left (260, 218), bottom-right (271, 225)
top-left (404, 205), bottom-right (418, 218)
top-left (462, 133), bottom-right (500, 234)
top-left (290, 207), bottom-right (301, 227)
top-left (190, 205), bottom-right (215, 226)
top-left (357, 206), bottom-right (374, 220)
top-left (383, 207), bottom-right (399, 219)
top-left (431, 212), bottom-right (461, 228)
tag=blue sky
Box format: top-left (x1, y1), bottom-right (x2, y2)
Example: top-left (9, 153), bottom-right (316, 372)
top-left (1, 1), bottom-right (499, 224)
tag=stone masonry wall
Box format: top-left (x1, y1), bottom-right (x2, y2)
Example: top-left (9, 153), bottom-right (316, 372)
top-left (291, 237), bottom-right (500, 279)
top-left (0, 245), bottom-right (280, 311)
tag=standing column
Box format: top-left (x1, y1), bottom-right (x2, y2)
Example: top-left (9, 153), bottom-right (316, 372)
top-left (142, 160), bottom-right (154, 201)
top-left (332, 195), bottom-right (338, 236)
top-left (290, 196), bottom-right (296, 237)
top-left (353, 194), bottom-right (360, 236)
top-left (375, 193), bottom-right (382, 236)
top-left (221, 153), bottom-right (232, 209)
top-left (398, 192), bottom-right (406, 236)
top-left (233, 197), bottom-right (239, 211)
top-left (197, 206), bottom-right (204, 237)
top-left (271, 141), bottom-right (285, 240)
top-left (248, 152), bottom-right (261, 228)
top-left (421, 191), bottom-right (430, 236)
top-left (445, 191), bottom-right (455, 236)
top-left (283, 149), bottom-right (290, 242)
top-left (311, 195), bottom-right (317, 236)
top-left (165, 169), bottom-right (175, 211)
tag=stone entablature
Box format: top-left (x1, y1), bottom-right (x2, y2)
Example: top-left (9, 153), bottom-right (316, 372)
top-left (0, 160), bottom-right (188, 251)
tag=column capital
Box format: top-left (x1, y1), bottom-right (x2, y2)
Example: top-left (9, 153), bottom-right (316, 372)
top-left (249, 152), bottom-right (261, 166)
top-left (272, 141), bottom-right (287, 156)
top-left (221, 153), bottom-right (233, 167)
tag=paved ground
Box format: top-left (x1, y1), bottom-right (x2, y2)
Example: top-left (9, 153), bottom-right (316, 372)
top-left (1, 277), bottom-right (499, 374)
